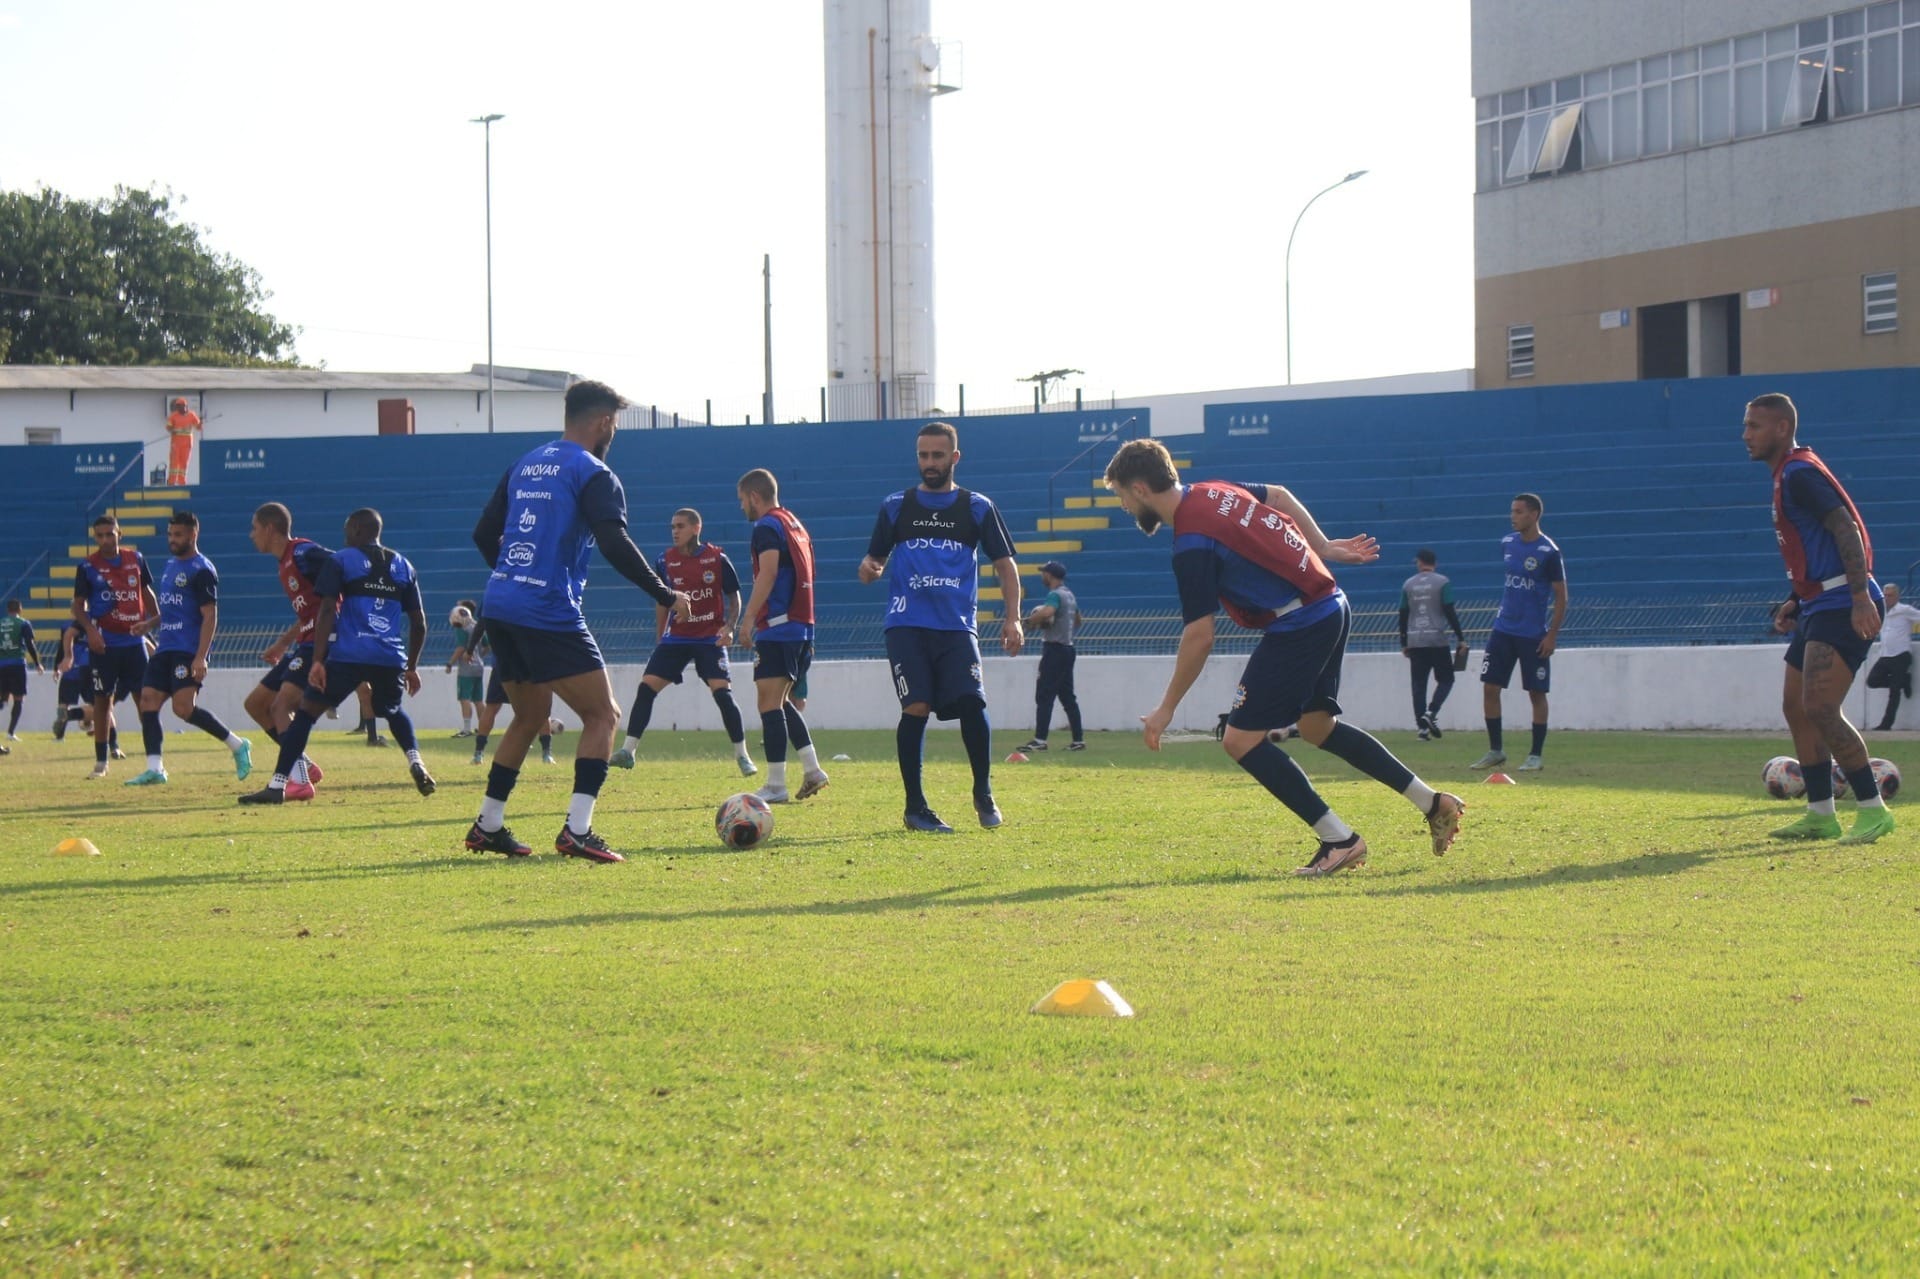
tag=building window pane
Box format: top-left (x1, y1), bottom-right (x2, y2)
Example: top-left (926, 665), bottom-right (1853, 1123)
top-left (1785, 55), bottom-right (1829, 124)
top-left (1766, 24), bottom-right (1798, 55)
top-left (1835, 10), bottom-right (1865, 38)
top-left (1503, 112), bottom-right (1547, 182)
top-left (1734, 62), bottom-right (1766, 135)
top-left (1611, 92), bottom-right (1640, 159)
top-left (1869, 32), bottom-right (1900, 108)
top-left (1868, 0), bottom-right (1900, 32)
top-left (1765, 54), bottom-right (1796, 127)
top-left (1906, 0), bottom-right (1920, 24)
top-left (1905, 27), bottom-right (1920, 104)
top-left (1528, 82), bottom-right (1552, 108)
top-left (1612, 61), bottom-right (1639, 89)
top-left (1555, 75), bottom-right (1582, 103)
top-left (1477, 96), bottom-right (1497, 121)
top-left (1642, 53), bottom-right (1670, 82)
top-left (1672, 74), bottom-right (1699, 146)
top-left (1833, 40), bottom-right (1865, 115)
top-left (1477, 122), bottom-right (1501, 190)
top-left (1703, 39), bottom-right (1732, 68)
top-left (1701, 69), bottom-right (1733, 142)
top-left (1500, 117), bottom-right (1525, 181)
top-left (1642, 82), bottom-right (1671, 153)
top-left (1801, 17), bottom-right (1831, 47)
top-left (1735, 32), bottom-right (1765, 63)
top-left (1507, 325), bottom-right (1536, 379)
top-left (1583, 100), bottom-right (1612, 164)
top-left (1536, 104), bottom-right (1583, 172)
top-left (1675, 48), bottom-right (1698, 74)
top-left (1501, 89), bottom-right (1525, 115)
top-left (1864, 272), bottom-right (1898, 334)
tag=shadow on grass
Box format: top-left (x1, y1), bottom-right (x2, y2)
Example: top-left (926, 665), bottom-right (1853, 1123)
top-left (0, 858), bottom-right (474, 900)
top-left (454, 869), bottom-right (1263, 932)
top-left (1351, 841), bottom-right (1769, 898)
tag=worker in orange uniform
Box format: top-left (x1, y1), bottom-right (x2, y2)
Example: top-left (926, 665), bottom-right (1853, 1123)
top-left (165, 397), bottom-right (201, 486)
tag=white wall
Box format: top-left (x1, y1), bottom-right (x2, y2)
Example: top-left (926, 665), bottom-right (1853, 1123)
top-left (1123, 370), bottom-right (1475, 437)
top-left (11, 643), bottom-right (1909, 743)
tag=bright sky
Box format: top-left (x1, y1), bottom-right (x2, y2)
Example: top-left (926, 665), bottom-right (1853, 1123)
top-left (0, 1), bottom-right (1473, 418)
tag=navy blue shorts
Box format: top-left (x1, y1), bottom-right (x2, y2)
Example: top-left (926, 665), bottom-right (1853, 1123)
top-left (0, 665), bottom-right (24, 698)
top-left (88, 644), bottom-right (148, 703)
top-left (484, 667), bottom-right (508, 706)
top-left (644, 641), bottom-right (731, 686)
top-left (485, 618), bottom-right (604, 685)
top-left (58, 670), bottom-right (88, 705)
top-left (259, 643), bottom-right (314, 693)
top-left (1227, 600), bottom-right (1349, 732)
top-left (311, 660), bottom-right (405, 714)
top-left (753, 638), bottom-right (814, 685)
top-left (887, 626), bottom-right (985, 720)
top-left (1482, 629), bottom-right (1550, 692)
top-left (143, 650), bottom-right (202, 696)
top-left (1786, 605), bottom-right (1877, 673)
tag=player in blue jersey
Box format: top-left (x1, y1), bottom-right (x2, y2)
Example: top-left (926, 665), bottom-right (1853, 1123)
top-left (123, 511), bottom-right (252, 785)
top-left (1470, 494), bottom-right (1567, 773)
top-left (239, 508), bottom-right (435, 804)
top-left (738, 468), bottom-right (828, 806)
top-left (0, 597), bottom-right (43, 741)
top-left (467, 380), bottom-right (692, 863)
top-left (859, 422), bottom-right (1024, 831)
top-left (1104, 439), bottom-right (1464, 876)
top-left (72, 513), bottom-right (161, 779)
top-left (1745, 392), bottom-right (1892, 844)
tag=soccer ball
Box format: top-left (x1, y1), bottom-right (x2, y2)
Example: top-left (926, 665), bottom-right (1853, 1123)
top-left (1870, 757), bottom-right (1901, 800)
top-left (448, 605), bottom-right (474, 628)
top-left (715, 792), bottom-right (773, 849)
top-left (547, 718), bottom-right (565, 734)
top-left (1762, 756), bottom-right (1804, 799)
top-left (1832, 759), bottom-right (1850, 791)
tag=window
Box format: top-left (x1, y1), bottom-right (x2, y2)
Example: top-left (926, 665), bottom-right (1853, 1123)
top-left (1507, 325), bottom-right (1536, 379)
top-left (1865, 272), bottom-right (1898, 333)
top-left (24, 427), bottom-right (59, 446)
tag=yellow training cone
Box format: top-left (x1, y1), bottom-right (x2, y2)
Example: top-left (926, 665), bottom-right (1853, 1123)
top-left (1032, 979), bottom-right (1134, 1018)
top-left (53, 837), bottom-right (100, 857)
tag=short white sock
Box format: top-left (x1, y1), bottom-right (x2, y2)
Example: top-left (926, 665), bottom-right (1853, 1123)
top-left (1809, 798), bottom-right (1837, 816)
top-left (406, 749), bottom-right (422, 766)
top-left (622, 735), bottom-right (641, 755)
top-left (462, 713), bottom-right (473, 731)
top-left (269, 773), bottom-right (287, 791)
top-left (146, 754), bottom-right (164, 772)
top-left (1858, 794), bottom-right (1885, 809)
top-left (567, 792), bottom-right (596, 834)
top-left (734, 739), bottom-right (750, 760)
top-left (226, 733), bottom-right (245, 751)
top-left (1402, 777), bottom-right (1437, 812)
top-left (1313, 811), bottom-right (1354, 842)
top-left (768, 761), bottom-right (788, 788)
top-left (478, 796), bottom-right (507, 832)
top-left (798, 744), bottom-right (822, 773)
top-left (290, 758), bottom-right (309, 784)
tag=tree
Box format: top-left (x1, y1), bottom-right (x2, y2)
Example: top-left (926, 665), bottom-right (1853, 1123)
top-left (0, 186), bottom-right (300, 366)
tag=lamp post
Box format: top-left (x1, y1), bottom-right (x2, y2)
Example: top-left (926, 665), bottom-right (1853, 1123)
top-left (1284, 169), bottom-right (1367, 386)
top-left (470, 113), bottom-right (505, 432)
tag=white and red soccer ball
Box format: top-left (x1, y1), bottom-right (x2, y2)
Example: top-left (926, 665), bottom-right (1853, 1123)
top-left (715, 792), bottom-right (774, 849)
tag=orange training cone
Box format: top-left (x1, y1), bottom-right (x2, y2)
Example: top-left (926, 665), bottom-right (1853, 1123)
top-left (1032, 979), bottom-right (1134, 1018)
top-left (1483, 772), bottom-right (1517, 785)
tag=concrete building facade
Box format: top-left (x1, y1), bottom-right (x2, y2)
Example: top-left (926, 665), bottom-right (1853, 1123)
top-left (1473, 0), bottom-right (1920, 386)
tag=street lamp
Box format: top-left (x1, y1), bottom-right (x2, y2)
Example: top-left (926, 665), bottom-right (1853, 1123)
top-left (1284, 169), bottom-right (1367, 386)
top-left (470, 113), bottom-right (505, 432)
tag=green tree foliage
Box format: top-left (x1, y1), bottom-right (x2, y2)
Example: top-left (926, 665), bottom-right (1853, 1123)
top-left (0, 186), bottom-right (300, 366)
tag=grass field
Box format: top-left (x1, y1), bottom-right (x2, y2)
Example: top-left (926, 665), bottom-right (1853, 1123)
top-left (3, 722), bottom-right (1917, 1275)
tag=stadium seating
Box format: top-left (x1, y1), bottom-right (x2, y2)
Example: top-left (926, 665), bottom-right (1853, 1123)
top-left (3, 368), bottom-right (1916, 664)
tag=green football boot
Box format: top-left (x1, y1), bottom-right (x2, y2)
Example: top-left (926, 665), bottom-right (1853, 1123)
top-left (1769, 811), bottom-right (1843, 840)
top-left (1837, 806), bottom-right (1896, 845)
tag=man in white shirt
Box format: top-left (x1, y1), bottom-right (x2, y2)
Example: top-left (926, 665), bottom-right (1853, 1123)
top-left (1866, 582), bottom-right (1920, 731)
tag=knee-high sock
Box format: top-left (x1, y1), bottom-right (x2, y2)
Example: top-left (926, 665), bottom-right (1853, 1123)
top-left (385, 708), bottom-right (418, 755)
top-left (478, 762), bottom-right (519, 830)
top-left (274, 709), bottom-right (320, 784)
top-left (958, 704), bottom-right (993, 798)
top-left (1318, 721), bottom-right (1416, 792)
top-left (567, 758), bottom-right (609, 834)
top-left (782, 702), bottom-right (811, 749)
top-left (1485, 717), bottom-right (1503, 752)
top-left (186, 705), bottom-right (234, 745)
top-left (1235, 739), bottom-right (1332, 826)
top-left (711, 687), bottom-right (745, 744)
top-left (1530, 721), bottom-right (1548, 757)
top-left (897, 712), bottom-right (929, 810)
top-left (625, 684), bottom-right (658, 741)
top-left (539, 732), bottom-right (552, 754)
top-left (140, 709), bottom-right (165, 764)
top-left (7, 698), bottom-right (20, 735)
top-left (761, 708), bottom-right (788, 763)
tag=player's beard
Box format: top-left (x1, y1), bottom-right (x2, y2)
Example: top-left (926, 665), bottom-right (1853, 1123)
top-left (1134, 507), bottom-right (1162, 535)
top-left (920, 464), bottom-right (952, 488)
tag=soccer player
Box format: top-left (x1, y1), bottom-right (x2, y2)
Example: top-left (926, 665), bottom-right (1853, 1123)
top-left (1744, 392), bottom-right (1893, 844)
top-left (1104, 438), bottom-right (1464, 876)
top-left (739, 468), bottom-right (828, 807)
top-left (124, 511), bottom-right (252, 785)
top-left (465, 379), bottom-right (691, 862)
top-left (0, 596), bottom-right (42, 739)
top-left (611, 508), bottom-right (757, 777)
top-left (73, 514), bottom-right (161, 779)
top-left (50, 622), bottom-right (100, 743)
top-left (1399, 549), bottom-right (1466, 740)
top-left (858, 422), bottom-right (1021, 831)
top-left (243, 502), bottom-right (333, 799)
top-left (1020, 560), bottom-right (1085, 753)
top-left (447, 600), bottom-right (484, 736)
top-left (239, 508), bottom-right (434, 804)
top-left (1470, 495), bottom-right (1566, 772)
top-left (456, 601), bottom-right (555, 766)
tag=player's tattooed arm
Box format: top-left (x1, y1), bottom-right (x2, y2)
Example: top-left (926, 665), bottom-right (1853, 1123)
top-left (1822, 506), bottom-right (1871, 591)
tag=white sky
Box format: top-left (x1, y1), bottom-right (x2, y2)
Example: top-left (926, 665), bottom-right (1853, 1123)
top-left (0, 1), bottom-right (1474, 418)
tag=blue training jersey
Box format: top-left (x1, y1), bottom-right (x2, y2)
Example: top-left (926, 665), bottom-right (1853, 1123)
top-left (866, 487), bottom-right (1016, 633)
top-left (481, 439), bottom-right (627, 631)
top-left (317, 545), bottom-right (421, 668)
top-left (60, 621), bottom-right (90, 671)
top-left (1492, 532), bottom-right (1565, 639)
top-left (1778, 461), bottom-right (1882, 617)
top-left (749, 515), bottom-right (814, 642)
top-left (1170, 482), bottom-right (1344, 634)
top-left (154, 552), bottom-right (219, 655)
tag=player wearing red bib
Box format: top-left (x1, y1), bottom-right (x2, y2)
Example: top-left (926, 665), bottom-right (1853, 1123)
top-left (611, 508), bottom-right (757, 776)
top-left (244, 503), bottom-right (332, 799)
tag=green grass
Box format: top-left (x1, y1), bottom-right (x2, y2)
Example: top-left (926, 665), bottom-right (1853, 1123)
top-left (2, 723), bottom-right (1917, 1274)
